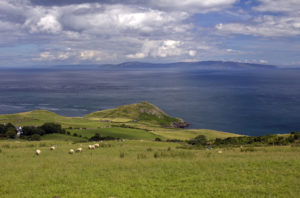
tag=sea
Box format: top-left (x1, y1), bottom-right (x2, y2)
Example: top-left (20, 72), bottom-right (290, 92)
top-left (1, 65), bottom-right (300, 136)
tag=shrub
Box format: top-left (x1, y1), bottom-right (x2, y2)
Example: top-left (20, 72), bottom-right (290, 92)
top-left (73, 133), bottom-right (78, 137)
top-left (40, 123), bottom-right (63, 134)
top-left (22, 126), bottom-right (44, 136)
top-left (166, 139), bottom-right (183, 142)
top-left (5, 123), bottom-right (16, 131)
top-left (89, 133), bottom-right (118, 141)
top-left (155, 137), bottom-right (161, 142)
top-left (0, 124), bottom-right (5, 135)
top-left (67, 132), bottom-right (71, 135)
top-left (5, 129), bottom-right (16, 139)
top-left (30, 134), bottom-right (41, 141)
top-left (188, 135), bottom-right (207, 145)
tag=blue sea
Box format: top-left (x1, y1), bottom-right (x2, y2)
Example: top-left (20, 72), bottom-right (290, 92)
top-left (1, 65), bottom-right (300, 136)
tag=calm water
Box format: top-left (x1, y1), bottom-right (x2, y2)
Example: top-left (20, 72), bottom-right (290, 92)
top-left (1, 67), bottom-right (300, 135)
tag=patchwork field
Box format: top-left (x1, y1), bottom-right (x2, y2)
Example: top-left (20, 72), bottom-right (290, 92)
top-left (0, 140), bottom-right (300, 198)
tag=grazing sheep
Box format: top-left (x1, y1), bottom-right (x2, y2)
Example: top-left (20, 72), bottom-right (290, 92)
top-left (35, 149), bottom-right (41, 155)
top-left (218, 150), bottom-right (223, 154)
top-left (76, 148), bottom-right (82, 152)
top-left (94, 144), bottom-right (99, 148)
top-left (88, 145), bottom-right (95, 150)
top-left (50, 146), bottom-right (55, 151)
top-left (69, 149), bottom-right (74, 154)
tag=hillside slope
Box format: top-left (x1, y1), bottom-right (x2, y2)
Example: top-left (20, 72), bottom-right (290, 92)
top-left (0, 102), bottom-right (240, 140)
top-left (85, 102), bottom-right (189, 128)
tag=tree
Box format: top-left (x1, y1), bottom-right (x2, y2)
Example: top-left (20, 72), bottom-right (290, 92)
top-left (5, 123), bottom-right (16, 131)
top-left (39, 123), bottom-right (63, 134)
top-left (0, 124), bottom-right (5, 137)
top-left (22, 126), bottom-right (45, 136)
top-left (5, 128), bottom-right (16, 139)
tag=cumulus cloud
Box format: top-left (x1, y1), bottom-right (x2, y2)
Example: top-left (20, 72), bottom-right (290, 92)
top-left (254, 0), bottom-right (300, 13)
top-left (30, 0), bottom-right (238, 13)
top-left (216, 0), bottom-right (300, 37)
top-left (216, 15), bottom-right (300, 37)
top-left (127, 40), bottom-right (184, 59)
top-left (4, 0), bottom-right (296, 66)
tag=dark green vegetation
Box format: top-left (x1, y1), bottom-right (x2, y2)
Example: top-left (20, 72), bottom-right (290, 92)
top-left (187, 132), bottom-right (300, 148)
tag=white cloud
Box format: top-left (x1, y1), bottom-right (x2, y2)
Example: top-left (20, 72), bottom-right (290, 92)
top-left (216, 0), bottom-right (300, 37)
top-left (34, 52), bottom-right (56, 61)
top-left (153, 0), bottom-right (238, 12)
top-left (23, 6), bottom-right (62, 34)
top-left (254, 0), bottom-right (300, 13)
top-left (80, 50), bottom-right (102, 61)
top-left (188, 50), bottom-right (197, 57)
top-left (60, 4), bottom-right (189, 36)
top-left (216, 15), bottom-right (300, 36)
top-left (127, 40), bottom-right (184, 59)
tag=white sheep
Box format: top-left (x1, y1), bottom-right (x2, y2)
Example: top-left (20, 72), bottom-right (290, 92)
top-left (69, 149), bottom-right (74, 154)
top-left (50, 146), bottom-right (55, 151)
top-left (76, 148), bottom-right (82, 152)
top-left (35, 149), bottom-right (41, 155)
top-left (94, 144), bottom-right (99, 148)
top-left (88, 145), bottom-right (95, 150)
top-left (218, 150), bottom-right (223, 154)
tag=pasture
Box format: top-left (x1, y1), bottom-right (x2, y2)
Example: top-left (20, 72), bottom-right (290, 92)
top-left (0, 140), bottom-right (300, 198)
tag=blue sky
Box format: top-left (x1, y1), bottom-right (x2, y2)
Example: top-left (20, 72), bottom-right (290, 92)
top-left (0, 0), bottom-right (300, 67)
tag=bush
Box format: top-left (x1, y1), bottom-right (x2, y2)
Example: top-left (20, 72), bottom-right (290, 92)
top-left (22, 126), bottom-right (44, 136)
top-left (5, 123), bottom-right (16, 131)
top-left (89, 133), bottom-right (118, 141)
top-left (67, 131), bottom-right (71, 135)
top-left (188, 135), bottom-right (207, 145)
top-left (73, 133), bottom-right (78, 137)
top-left (40, 123), bottom-right (63, 134)
top-left (0, 124), bottom-right (5, 135)
top-left (155, 137), bottom-right (161, 142)
top-left (30, 134), bottom-right (41, 141)
top-left (5, 129), bottom-right (16, 139)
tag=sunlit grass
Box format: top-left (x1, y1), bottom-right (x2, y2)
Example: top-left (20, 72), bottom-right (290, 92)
top-left (0, 140), bottom-right (299, 198)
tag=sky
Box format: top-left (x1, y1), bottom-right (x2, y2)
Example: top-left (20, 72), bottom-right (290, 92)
top-left (0, 0), bottom-right (300, 67)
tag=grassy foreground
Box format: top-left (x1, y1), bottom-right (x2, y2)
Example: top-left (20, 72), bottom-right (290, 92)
top-left (1, 140), bottom-right (300, 198)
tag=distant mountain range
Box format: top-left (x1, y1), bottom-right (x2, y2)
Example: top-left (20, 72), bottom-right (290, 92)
top-left (106, 61), bottom-right (277, 70)
top-left (13, 61), bottom-right (277, 71)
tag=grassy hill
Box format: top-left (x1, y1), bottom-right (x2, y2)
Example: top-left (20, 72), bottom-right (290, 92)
top-left (0, 102), bottom-right (240, 140)
top-left (85, 101), bottom-right (184, 127)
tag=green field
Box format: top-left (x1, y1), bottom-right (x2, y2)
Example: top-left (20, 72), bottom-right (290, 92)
top-left (0, 140), bottom-right (299, 198)
top-left (0, 102), bottom-right (240, 141)
top-left (1, 102), bottom-right (298, 197)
